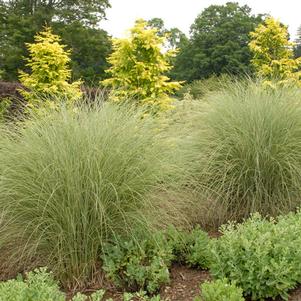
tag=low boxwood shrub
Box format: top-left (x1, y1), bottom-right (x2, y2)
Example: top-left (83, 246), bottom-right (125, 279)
top-left (210, 211), bottom-right (301, 300)
top-left (102, 233), bottom-right (173, 293)
top-left (195, 279), bottom-right (244, 301)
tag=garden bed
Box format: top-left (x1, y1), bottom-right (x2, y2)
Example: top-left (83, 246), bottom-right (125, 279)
top-left (78, 265), bottom-right (301, 301)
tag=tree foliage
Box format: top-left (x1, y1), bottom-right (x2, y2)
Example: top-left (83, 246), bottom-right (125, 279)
top-left (19, 26), bottom-right (82, 111)
top-left (249, 17), bottom-right (301, 86)
top-left (171, 2), bottom-right (263, 81)
top-left (147, 18), bottom-right (188, 50)
top-left (54, 22), bottom-right (112, 84)
top-left (294, 25), bottom-right (301, 59)
top-left (0, 0), bottom-right (111, 83)
top-left (102, 19), bottom-right (182, 114)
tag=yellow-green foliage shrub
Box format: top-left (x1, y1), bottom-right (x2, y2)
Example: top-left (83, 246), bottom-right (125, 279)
top-left (249, 17), bottom-right (301, 87)
top-left (19, 26), bottom-right (82, 112)
top-left (102, 19), bottom-right (182, 114)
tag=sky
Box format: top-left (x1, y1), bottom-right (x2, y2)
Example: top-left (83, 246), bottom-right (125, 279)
top-left (100, 0), bottom-right (301, 40)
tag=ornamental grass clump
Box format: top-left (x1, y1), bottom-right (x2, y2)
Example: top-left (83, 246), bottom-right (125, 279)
top-left (188, 80), bottom-right (301, 220)
top-left (0, 102), bottom-right (183, 288)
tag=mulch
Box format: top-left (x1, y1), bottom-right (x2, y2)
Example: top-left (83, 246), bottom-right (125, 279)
top-left (160, 265), bottom-right (210, 301)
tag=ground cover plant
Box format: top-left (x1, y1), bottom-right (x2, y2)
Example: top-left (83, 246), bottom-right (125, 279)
top-left (0, 268), bottom-right (65, 301)
top-left (210, 211), bottom-right (301, 300)
top-left (102, 233), bottom-right (174, 293)
top-left (101, 226), bottom-right (212, 294)
top-left (0, 268), bottom-right (105, 301)
top-left (0, 102), bottom-right (186, 289)
top-left (164, 226), bottom-right (212, 268)
top-left (184, 80), bottom-right (301, 222)
top-left (195, 279), bottom-right (244, 301)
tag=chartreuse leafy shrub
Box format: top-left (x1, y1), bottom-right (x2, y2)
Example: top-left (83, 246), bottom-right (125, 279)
top-left (0, 268), bottom-right (105, 301)
top-left (102, 232), bottom-right (173, 293)
top-left (188, 81), bottom-right (301, 221)
top-left (0, 102), bottom-right (184, 288)
top-left (19, 26), bottom-right (82, 113)
top-left (210, 211), bottom-right (301, 300)
top-left (249, 17), bottom-right (301, 87)
top-left (102, 19), bottom-right (182, 114)
top-left (194, 279), bottom-right (244, 301)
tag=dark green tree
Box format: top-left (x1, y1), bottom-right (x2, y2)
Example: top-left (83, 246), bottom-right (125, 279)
top-left (0, 0), bottom-right (111, 84)
top-left (54, 22), bottom-right (112, 84)
top-left (171, 2), bottom-right (264, 81)
top-left (147, 18), bottom-right (188, 50)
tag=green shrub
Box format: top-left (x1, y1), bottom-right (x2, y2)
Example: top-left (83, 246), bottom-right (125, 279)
top-left (0, 268), bottom-right (106, 301)
top-left (0, 268), bottom-right (64, 301)
top-left (0, 102), bottom-right (183, 288)
top-left (195, 279), bottom-right (244, 301)
top-left (188, 80), bottom-right (301, 220)
top-left (102, 233), bottom-right (173, 293)
top-left (165, 226), bottom-right (211, 268)
top-left (210, 212), bottom-right (301, 300)
top-left (185, 228), bottom-right (212, 268)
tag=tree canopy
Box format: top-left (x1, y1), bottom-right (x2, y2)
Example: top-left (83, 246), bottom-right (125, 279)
top-left (147, 18), bottom-right (188, 50)
top-left (0, 0), bottom-right (111, 84)
top-left (171, 2), bottom-right (264, 82)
